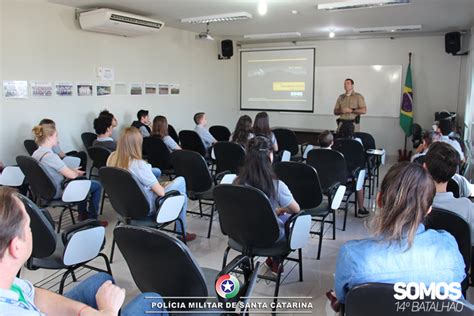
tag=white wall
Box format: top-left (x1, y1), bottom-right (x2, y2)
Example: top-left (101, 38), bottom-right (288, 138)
top-left (241, 36), bottom-right (464, 156)
top-left (0, 0), bottom-right (238, 164)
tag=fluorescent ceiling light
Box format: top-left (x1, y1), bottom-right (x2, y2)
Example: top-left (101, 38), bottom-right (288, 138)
top-left (329, 32), bottom-right (336, 38)
top-left (258, 1), bottom-right (268, 15)
top-left (354, 25), bottom-right (421, 33)
top-left (243, 32), bottom-right (301, 39)
top-left (318, 0), bottom-right (409, 11)
top-left (181, 12), bottom-right (252, 24)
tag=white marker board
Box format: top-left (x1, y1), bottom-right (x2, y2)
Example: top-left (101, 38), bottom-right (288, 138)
top-left (315, 65), bottom-right (403, 118)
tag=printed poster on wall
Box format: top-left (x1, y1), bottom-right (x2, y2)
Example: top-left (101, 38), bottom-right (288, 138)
top-left (145, 83), bottom-right (157, 95)
top-left (97, 84), bottom-right (112, 96)
top-left (3, 80), bottom-right (28, 98)
top-left (31, 82), bottom-right (53, 98)
top-left (130, 83), bottom-right (143, 95)
top-left (114, 83), bottom-right (128, 95)
top-left (77, 83), bottom-right (93, 96)
top-left (55, 82), bottom-right (74, 96)
top-left (158, 83), bottom-right (169, 95)
top-left (170, 84), bottom-right (180, 95)
top-left (97, 67), bottom-right (114, 81)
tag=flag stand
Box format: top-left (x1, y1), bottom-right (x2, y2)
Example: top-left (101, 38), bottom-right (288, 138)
top-left (398, 52), bottom-right (414, 162)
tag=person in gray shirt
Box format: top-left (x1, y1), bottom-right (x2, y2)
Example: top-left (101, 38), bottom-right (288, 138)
top-left (131, 109), bottom-right (151, 137)
top-left (93, 115), bottom-right (116, 151)
top-left (424, 142), bottom-right (474, 246)
top-left (151, 115), bottom-right (181, 152)
top-left (193, 112), bottom-right (216, 152)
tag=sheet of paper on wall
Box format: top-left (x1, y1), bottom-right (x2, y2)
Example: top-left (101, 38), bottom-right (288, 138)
top-left (77, 83), bottom-right (93, 96)
top-left (55, 82), bottom-right (74, 96)
top-left (3, 80), bottom-right (28, 98)
top-left (170, 84), bottom-right (180, 95)
top-left (31, 82), bottom-right (53, 98)
top-left (158, 83), bottom-right (169, 95)
top-left (97, 67), bottom-right (114, 81)
top-left (114, 83), bottom-right (128, 95)
top-left (130, 83), bottom-right (143, 95)
top-left (97, 84), bottom-right (112, 96)
top-left (145, 83), bottom-right (157, 95)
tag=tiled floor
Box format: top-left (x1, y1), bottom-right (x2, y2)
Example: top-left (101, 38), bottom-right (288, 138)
top-left (22, 158), bottom-right (473, 315)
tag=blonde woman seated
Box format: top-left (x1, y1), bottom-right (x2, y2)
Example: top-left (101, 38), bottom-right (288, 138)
top-left (107, 127), bottom-right (196, 242)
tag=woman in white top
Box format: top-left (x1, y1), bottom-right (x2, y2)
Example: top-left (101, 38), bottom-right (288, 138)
top-left (151, 115), bottom-right (181, 153)
top-left (107, 127), bottom-right (196, 242)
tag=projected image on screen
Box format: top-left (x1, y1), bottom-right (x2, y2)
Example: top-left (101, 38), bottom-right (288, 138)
top-left (240, 48), bottom-right (315, 112)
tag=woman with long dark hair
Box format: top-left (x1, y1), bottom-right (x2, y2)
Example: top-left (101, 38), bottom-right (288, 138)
top-left (231, 115), bottom-right (253, 148)
top-left (151, 115), bottom-right (181, 152)
top-left (253, 112), bottom-right (278, 152)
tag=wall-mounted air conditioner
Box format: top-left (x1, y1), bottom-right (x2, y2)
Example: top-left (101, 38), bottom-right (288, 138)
top-left (79, 8), bottom-right (164, 37)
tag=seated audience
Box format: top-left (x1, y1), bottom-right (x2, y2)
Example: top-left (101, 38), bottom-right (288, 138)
top-left (99, 109), bottom-right (118, 140)
top-left (335, 121), bottom-right (368, 215)
top-left (92, 115), bottom-right (116, 151)
top-left (253, 112), bottom-right (278, 152)
top-left (234, 136), bottom-right (300, 274)
top-left (39, 118), bottom-right (87, 170)
top-left (131, 109), bottom-right (151, 137)
top-left (193, 112), bottom-right (216, 153)
top-left (411, 130), bottom-right (436, 163)
top-left (424, 142), bottom-right (474, 245)
top-left (151, 116), bottom-right (181, 152)
top-left (107, 127), bottom-right (195, 242)
top-left (0, 161), bottom-right (3, 172)
top-left (31, 124), bottom-right (106, 226)
top-left (437, 119), bottom-right (465, 162)
top-left (0, 187), bottom-right (167, 316)
top-left (318, 130), bottom-right (334, 149)
top-left (330, 162), bottom-right (465, 310)
top-left (231, 115), bottom-right (254, 149)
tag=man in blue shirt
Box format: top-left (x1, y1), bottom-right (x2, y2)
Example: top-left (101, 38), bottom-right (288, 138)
top-left (193, 112), bottom-right (216, 153)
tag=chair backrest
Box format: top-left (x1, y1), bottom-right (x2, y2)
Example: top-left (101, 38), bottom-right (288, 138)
top-left (16, 155), bottom-right (57, 200)
top-left (24, 139), bottom-right (38, 156)
top-left (447, 178), bottom-right (460, 198)
top-left (0, 166), bottom-right (25, 187)
top-left (114, 226), bottom-right (208, 305)
top-left (142, 137), bottom-right (173, 170)
top-left (273, 128), bottom-right (299, 156)
top-left (306, 149), bottom-right (347, 193)
top-left (333, 139), bottom-right (366, 174)
top-left (168, 124), bottom-right (180, 144)
top-left (273, 161), bottom-right (323, 209)
top-left (424, 208), bottom-right (471, 291)
top-left (170, 150), bottom-right (213, 194)
top-left (178, 130), bottom-right (207, 157)
top-left (354, 132), bottom-right (376, 150)
top-left (209, 125), bottom-right (231, 142)
top-left (213, 141), bottom-right (245, 174)
top-left (213, 184), bottom-right (280, 249)
top-left (81, 132), bottom-right (97, 150)
top-left (345, 283), bottom-right (473, 316)
top-left (87, 146), bottom-right (111, 169)
top-left (411, 123), bottom-right (423, 148)
top-left (17, 194), bottom-right (57, 258)
top-left (99, 167), bottom-right (151, 219)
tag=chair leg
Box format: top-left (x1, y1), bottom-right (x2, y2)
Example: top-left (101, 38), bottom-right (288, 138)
top-left (317, 218), bottom-right (325, 260)
top-left (110, 237), bottom-right (116, 264)
top-left (69, 208), bottom-right (75, 225)
top-left (298, 248), bottom-right (303, 282)
top-left (222, 246), bottom-right (231, 269)
top-left (57, 208), bottom-right (66, 233)
top-left (98, 253), bottom-right (113, 275)
top-left (71, 270), bottom-right (77, 282)
top-left (177, 218), bottom-right (186, 245)
top-left (332, 210), bottom-right (336, 240)
top-left (343, 198), bottom-right (349, 231)
top-left (99, 192), bottom-right (106, 215)
top-left (272, 263), bottom-right (283, 313)
top-left (207, 204), bottom-right (215, 238)
top-left (198, 200), bottom-right (203, 217)
top-left (59, 269), bottom-right (73, 294)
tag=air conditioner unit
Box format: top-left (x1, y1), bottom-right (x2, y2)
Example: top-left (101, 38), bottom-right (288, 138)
top-left (79, 8), bottom-right (164, 37)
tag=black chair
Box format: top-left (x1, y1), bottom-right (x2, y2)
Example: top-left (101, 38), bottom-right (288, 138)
top-left (24, 139), bottom-right (38, 155)
top-left (424, 208), bottom-right (471, 295)
top-left (274, 162), bottom-right (345, 259)
top-left (142, 137), bottom-right (175, 179)
top-left (411, 123), bottom-right (423, 149)
top-left (344, 283), bottom-right (473, 316)
top-left (81, 132), bottom-right (97, 151)
top-left (171, 150), bottom-right (226, 238)
top-left (87, 146), bottom-right (111, 179)
top-left (273, 128), bottom-right (300, 159)
top-left (168, 124), bottom-right (180, 145)
top-left (213, 184), bottom-right (311, 312)
top-left (18, 194), bottom-right (111, 294)
top-left (333, 139), bottom-right (368, 216)
top-left (354, 132), bottom-right (379, 191)
top-left (209, 125), bottom-right (231, 142)
top-left (213, 141), bottom-right (245, 174)
top-left (179, 130), bottom-right (208, 157)
top-left (306, 149), bottom-right (356, 231)
top-left (16, 155), bottom-right (91, 232)
top-left (99, 167), bottom-right (187, 262)
top-left (447, 178), bottom-right (461, 198)
top-left (114, 225), bottom-right (258, 313)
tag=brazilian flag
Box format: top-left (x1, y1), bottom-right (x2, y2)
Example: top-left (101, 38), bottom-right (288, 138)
top-left (400, 61), bottom-right (413, 136)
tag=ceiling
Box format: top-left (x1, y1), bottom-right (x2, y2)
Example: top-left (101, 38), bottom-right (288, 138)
top-left (49, 0), bottom-right (474, 42)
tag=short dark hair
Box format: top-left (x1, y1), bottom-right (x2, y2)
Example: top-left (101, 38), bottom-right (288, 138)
top-left (39, 118), bottom-right (55, 126)
top-left (99, 109), bottom-right (114, 120)
top-left (0, 188), bottom-right (26, 259)
top-left (438, 119), bottom-right (452, 136)
top-left (318, 130), bottom-right (333, 148)
top-left (194, 112), bottom-right (205, 125)
top-left (338, 121), bottom-right (355, 139)
top-left (424, 142), bottom-right (460, 183)
top-left (422, 131), bottom-right (435, 146)
top-left (137, 110), bottom-right (149, 120)
top-left (345, 78), bottom-right (354, 85)
top-left (93, 115), bottom-right (113, 135)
